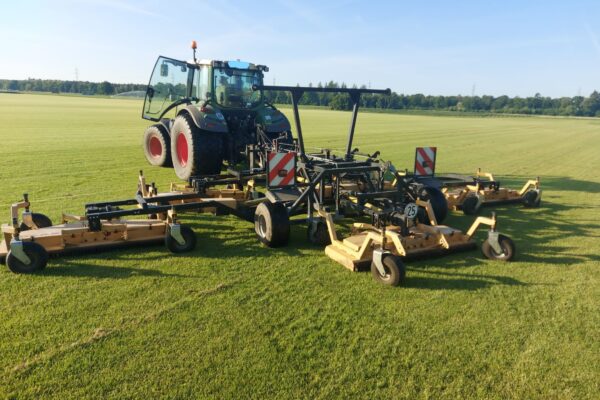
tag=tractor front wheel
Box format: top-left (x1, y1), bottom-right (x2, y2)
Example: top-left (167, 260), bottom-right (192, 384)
top-left (418, 186), bottom-right (448, 224)
top-left (143, 124), bottom-right (172, 167)
top-left (171, 114), bottom-right (224, 180)
top-left (307, 220), bottom-right (330, 246)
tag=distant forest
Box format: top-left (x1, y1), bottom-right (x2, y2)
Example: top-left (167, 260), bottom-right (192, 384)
top-left (2, 78), bottom-right (599, 117)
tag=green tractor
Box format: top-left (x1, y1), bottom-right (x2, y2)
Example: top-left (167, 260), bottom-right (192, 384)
top-left (141, 42), bottom-right (291, 180)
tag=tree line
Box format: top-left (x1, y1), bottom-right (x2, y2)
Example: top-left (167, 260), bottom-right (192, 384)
top-left (2, 78), bottom-right (599, 117)
top-left (264, 82), bottom-right (600, 117)
top-left (0, 78), bottom-right (145, 96)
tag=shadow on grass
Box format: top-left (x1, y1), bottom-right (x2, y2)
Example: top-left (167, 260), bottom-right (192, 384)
top-left (45, 260), bottom-right (190, 279)
top-left (403, 268), bottom-right (530, 291)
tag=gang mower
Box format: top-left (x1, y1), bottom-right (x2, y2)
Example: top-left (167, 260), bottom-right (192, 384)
top-left (407, 147), bottom-right (542, 215)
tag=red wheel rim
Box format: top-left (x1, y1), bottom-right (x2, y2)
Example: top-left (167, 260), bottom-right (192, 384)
top-left (176, 132), bottom-right (188, 167)
top-left (148, 136), bottom-right (162, 158)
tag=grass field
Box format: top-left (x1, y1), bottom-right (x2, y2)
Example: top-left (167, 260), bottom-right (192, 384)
top-left (0, 93), bottom-right (599, 399)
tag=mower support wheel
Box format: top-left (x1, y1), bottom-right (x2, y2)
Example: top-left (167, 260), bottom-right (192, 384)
top-left (482, 234), bottom-right (515, 261)
top-left (6, 241), bottom-right (48, 273)
top-left (307, 219), bottom-right (330, 246)
top-left (254, 202), bottom-right (290, 247)
top-left (419, 186), bottom-right (448, 223)
top-left (522, 189), bottom-right (541, 208)
top-left (371, 255), bottom-right (406, 287)
top-left (20, 213), bottom-right (53, 231)
top-left (461, 194), bottom-right (481, 215)
top-left (143, 124), bottom-right (172, 167)
top-left (165, 225), bottom-right (197, 253)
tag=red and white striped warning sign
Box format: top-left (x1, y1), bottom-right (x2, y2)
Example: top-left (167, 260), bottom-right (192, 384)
top-left (268, 152), bottom-right (296, 187)
top-left (414, 147), bottom-right (437, 176)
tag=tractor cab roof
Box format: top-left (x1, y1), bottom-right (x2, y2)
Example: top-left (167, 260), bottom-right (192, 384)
top-left (190, 59), bottom-right (269, 72)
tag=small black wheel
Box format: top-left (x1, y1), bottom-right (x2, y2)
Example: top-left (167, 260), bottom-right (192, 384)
top-left (254, 202), bottom-right (290, 247)
top-left (307, 220), bottom-right (330, 246)
top-left (461, 195), bottom-right (480, 215)
top-left (371, 255), bottom-right (406, 287)
top-left (165, 225), bottom-right (197, 253)
top-left (419, 187), bottom-right (448, 223)
top-left (143, 124), bottom-right (172, 167)
top-left (6, 242), bottom-right (48, 273)
top-left (19, 213), bottom-right (53, 231)
top-left (482, 234), bottom-right (515, 261)
top-left (522, 190), bottom-right (540, 208)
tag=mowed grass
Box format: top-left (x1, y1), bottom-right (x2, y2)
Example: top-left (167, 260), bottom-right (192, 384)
top-left (0, 93), bottom-right (599, 399)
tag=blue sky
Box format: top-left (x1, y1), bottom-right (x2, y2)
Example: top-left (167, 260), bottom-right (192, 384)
top-left (1, 0), bottom-right (599, 97)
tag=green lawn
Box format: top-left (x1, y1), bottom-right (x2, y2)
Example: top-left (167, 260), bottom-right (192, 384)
top-left (0, 93), bottom-right (598, 399)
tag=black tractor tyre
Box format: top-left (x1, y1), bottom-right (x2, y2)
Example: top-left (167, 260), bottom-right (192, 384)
top-left (19, 213), bottom-right (53, 231)
top-left (371, 255), bottom-right (406, 287)
top-left (143, 124), bottom-right (172, 167)
top-left (254, 202), bottom-right (290, 248)
top-left (482, 234), bottom-right (515, 261)
top-left (165, 225), bottom-right (197, 253)
top-left (6, 242), bottom-right (48, 273)
top-left (418, 186), bottom-right (448, 224)
top-left (522, 190), bottom-right (540, 208)
top-left (171, 114), bottom-right (224, 180)
top-left (461, 195), bottom-right (480, 215)
top-left (307, 220), bottom-right (331, 246)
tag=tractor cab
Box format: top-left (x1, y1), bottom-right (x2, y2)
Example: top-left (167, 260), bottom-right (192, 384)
top-left (142, 57), bottom-right (267, 121)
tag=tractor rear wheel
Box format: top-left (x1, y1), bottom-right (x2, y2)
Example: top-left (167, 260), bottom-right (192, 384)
top-left (254, 202), bottom-right (290, 247)
top-left (371, 255), bottom-right (406, 287)
top-left (171, 114), bottom-right (224, 180)
top-left (143, 124), bottom-right (172, 167)
top-left (6, 242), bottom-right (48, 273)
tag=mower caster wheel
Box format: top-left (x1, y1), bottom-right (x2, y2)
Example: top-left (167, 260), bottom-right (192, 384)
top-left (19, 213), bottom-right (53, 231)
top-left (522, 189), bottom-right (540, 208)
top-left (254, 202), bottom-right (290, 248)
top-left (371, 255), bottom-right (406, 287)
top-left (165, 225), bottom-right (197, 253)
top-left (307, 220), bottom-right (330, 246)
top-left (482, 234), bottom-right (515, 261)
top-left (461, 195), bottom-right (480, 215)
top-left (419, 186), bottom-right (448, 223)
top-left (6, 242), bottom-right (48, 273)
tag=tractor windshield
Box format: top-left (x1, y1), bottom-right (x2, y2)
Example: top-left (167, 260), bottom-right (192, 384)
top-left (214, 67), bottom-right (262, 109)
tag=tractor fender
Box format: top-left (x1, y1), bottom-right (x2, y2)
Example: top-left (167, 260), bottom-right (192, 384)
top-left (177, 105), bottom-right (228, 133)
top-left (158, 118), bottom-right (173, 134)
top-left (256, 106), bottom-right (291, 133)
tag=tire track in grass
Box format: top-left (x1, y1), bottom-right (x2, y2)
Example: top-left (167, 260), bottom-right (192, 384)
top-left (6, 281), bottom-right (238, 376)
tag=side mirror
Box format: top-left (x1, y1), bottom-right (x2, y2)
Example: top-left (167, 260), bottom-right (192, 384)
top-left (160, 63), bottom-right (169, 77)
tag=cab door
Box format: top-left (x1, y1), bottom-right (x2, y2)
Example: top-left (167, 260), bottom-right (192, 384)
top-left (142, 56), bottom-right (194, 121)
